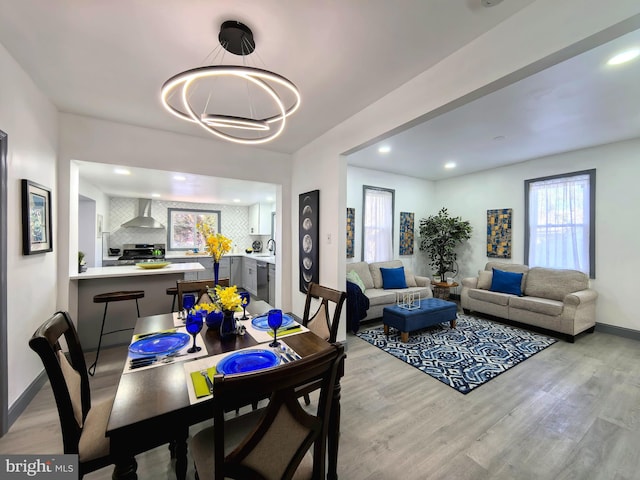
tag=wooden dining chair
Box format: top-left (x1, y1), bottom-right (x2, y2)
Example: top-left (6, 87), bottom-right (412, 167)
top-left (176, 278), bottom-right (229, 310)
top-left (28, 311), bottom-right (137, 479)
top-left (299, 283), bottom-right (347, 406)
top-left (190, 343), bottom-right (345, 480)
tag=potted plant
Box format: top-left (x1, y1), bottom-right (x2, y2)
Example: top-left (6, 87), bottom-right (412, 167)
top-left (418, 208), bottom-right (472, 281)
top-left (78, 251), bottom-right (87, 273)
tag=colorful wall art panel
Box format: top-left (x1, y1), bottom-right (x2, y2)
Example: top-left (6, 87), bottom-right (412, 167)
top-left (399, 212), bottom-right (414, 256)
top-left (299, 190), bottom-right (320, 293)
top-left (487, 208), bottom-right (512, 258)
top-left (346, 207), bottom-right (355, 258)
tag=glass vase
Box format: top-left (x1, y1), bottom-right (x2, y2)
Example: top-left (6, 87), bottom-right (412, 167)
top-left (213, 261), bottom-right (220, 286)
top-left (220, 310), bottom-right (236, 340)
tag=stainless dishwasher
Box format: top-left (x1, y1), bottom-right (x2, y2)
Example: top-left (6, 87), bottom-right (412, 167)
top-left (256, 261), bottom-right (269, 302)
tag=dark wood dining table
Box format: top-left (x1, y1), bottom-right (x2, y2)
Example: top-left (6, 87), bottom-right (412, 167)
top-left (106, 312), bottom-right (344, 480)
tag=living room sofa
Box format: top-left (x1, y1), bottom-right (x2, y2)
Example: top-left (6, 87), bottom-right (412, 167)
top-left (346, 260), bottom-right (432, 322)
top-left (461, 261), bottom-right (598, 342)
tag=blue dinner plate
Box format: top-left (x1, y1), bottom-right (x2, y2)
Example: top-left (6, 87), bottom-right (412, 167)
top-left (217, 349), bottom-right (280, 375)
top-left (128, 332), bottom-right (190, 355)
top-left (251, 313), bottom-right (294, 331)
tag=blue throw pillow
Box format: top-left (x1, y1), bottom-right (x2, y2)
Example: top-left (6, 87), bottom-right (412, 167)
top-left (490, 268), bottom-right (523, 296)
top-left (380, 267), bottom-right (407, 289)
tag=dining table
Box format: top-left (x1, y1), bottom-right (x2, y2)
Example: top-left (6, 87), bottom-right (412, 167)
top-left (105, 310), bottom-right (344, 480)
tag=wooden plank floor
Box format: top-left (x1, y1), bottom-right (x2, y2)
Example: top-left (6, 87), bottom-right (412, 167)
top-left (3, 322), bottom-right (640, 479)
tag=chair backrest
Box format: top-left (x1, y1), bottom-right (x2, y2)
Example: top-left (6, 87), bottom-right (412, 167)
top-left (212, 343), bottom-right (345, 480)
top-left (302, 283), bottom-right (347, 343)
top-left (176, 279), bottom-right (228, 310)
top-left (29, 311), bottom-right (91, 454)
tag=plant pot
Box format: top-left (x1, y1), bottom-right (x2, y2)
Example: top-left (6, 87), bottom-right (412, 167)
top-left (205, 310), bottom-right (223, 329)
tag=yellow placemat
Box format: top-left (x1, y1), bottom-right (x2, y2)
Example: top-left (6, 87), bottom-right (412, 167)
top-left (190, 366), bottom-right (217, 398)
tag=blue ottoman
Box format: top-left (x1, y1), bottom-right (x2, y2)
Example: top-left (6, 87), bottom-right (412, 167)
top-left (383, 297), bottom-right (457, 342)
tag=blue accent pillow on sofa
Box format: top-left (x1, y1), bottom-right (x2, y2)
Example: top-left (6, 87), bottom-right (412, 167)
top-left (490, 268), bottom-right (523, 296)
top-left (380, 267), bottom-right (407, 289)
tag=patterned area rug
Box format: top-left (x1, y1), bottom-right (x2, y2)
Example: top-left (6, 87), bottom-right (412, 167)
top-left (355, 314), bottom-right (557, 394)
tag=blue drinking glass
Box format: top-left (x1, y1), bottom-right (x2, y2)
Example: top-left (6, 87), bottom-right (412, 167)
top-left (182, 293), bottom-right (196, 320)
top-left (185, 312), bottom-right (203, 353)
top-left (267, 309), bottom-right (283, 348)
top-left (239, 291), bottom-right (251, 320)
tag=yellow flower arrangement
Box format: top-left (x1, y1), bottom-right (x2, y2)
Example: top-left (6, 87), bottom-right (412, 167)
top-left (193, 303), bottom-right (217, 314)
top-left (212, 285), bottom-right (242, 312)
top-left (197, 222), bottom-right (232, 262)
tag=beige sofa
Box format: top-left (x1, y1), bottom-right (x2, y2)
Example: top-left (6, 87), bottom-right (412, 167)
top-left (346, 260), bottom-right (432, 321)
top-left (461, 262), bottom-right (598, 342)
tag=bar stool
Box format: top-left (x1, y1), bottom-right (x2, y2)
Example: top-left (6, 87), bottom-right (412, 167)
top-left (88, 290), bottom-right (145, 376)
top-left (166, 286), bottom-right (178, 312)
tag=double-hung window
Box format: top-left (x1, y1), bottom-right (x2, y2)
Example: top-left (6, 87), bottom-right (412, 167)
top-left (362, 186), bottom-right (394, 263)
top-left (524, 169), bottom-right (595, 278)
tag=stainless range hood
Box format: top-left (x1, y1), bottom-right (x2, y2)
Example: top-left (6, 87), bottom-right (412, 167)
top-left (121, 198), bottom-right (165, 229)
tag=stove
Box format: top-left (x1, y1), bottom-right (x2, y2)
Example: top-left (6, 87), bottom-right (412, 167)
top-left (117, 243), bottom-right (165, 265)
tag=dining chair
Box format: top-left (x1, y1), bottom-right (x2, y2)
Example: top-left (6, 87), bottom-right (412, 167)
top-left (190, 343), bottom-right (345, 480)
top-left (176, 278), bottom-right (229, 310)
top-left (28, 311), bottom-right (137, 479)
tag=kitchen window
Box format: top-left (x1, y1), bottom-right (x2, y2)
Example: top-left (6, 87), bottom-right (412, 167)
top-left (524, 169), bottom-right (595, 278)
top-left (167, 208), bottom-right (220, 250)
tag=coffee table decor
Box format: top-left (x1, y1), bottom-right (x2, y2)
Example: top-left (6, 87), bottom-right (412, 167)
top-left (356, 313), bottom-right (557, 394)
top-left (396, 291), bottom-right (420, 310)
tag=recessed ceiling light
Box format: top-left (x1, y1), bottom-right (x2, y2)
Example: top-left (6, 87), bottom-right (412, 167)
top-left (607, 48), bottom-right (640, 65)
top-left (266, 196), bottom-right (274, 202)
top-left (233, 198), bottom-right (240, 203)
top-left (378, 145), bottom-right (391, 154)
top-left (114, 168), bottom-right (130, 175)
top-left (444, 162), bottom-right (456, 169)
top-left (151, 193), bottom-right (161, 198)
top-left (173, 175), bottom-right (186, 181)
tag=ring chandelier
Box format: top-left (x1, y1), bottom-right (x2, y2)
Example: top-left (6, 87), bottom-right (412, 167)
top-left (161, 20), bottom-right (301, 145)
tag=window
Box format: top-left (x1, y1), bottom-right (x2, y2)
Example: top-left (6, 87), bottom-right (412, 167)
top-left (167, 208), bottom-right (220, 250)
top-left (524, 170), bottom-right (595, 278)
top-left (362, 186), bottom-right (394, 263)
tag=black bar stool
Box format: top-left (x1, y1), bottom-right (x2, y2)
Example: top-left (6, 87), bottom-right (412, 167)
top-left (88, 290), bottom-right (145, 376)
top-left (166, 286), bottom-right (178, 312)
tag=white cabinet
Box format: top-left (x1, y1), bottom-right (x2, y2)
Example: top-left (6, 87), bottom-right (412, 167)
top-left (249, 203), bottom-right (273, 235)
top-left (243, 257), bottom-right (257, 295)
top-left (229, 256), bottom-right (242, 286)
top-left (268, 264), bottom-right (276, 306)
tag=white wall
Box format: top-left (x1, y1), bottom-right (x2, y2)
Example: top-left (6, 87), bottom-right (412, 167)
top-left (346, 166), bottom-right (436, 276)
top-left (0, 43), bottom-right (59, 408)
top-left (291, 0), bottom-right (640, 342)
top-left (437, 137), bottom-right (640, 332)
top-left (79, 176), bottom-right (111, 267)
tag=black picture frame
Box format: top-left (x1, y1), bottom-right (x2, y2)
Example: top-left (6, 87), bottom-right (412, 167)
top-left (21, 179), bottom-right (53, 255)
top-left (299, 189), bottom-right (319, 293)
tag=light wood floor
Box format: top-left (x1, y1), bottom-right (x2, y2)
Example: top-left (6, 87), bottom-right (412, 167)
top-left (3, 321), bottom-right (640, 479)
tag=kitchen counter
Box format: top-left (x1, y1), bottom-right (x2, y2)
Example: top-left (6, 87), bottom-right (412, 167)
top-left (71, 262), bottom-right (205, 280)
top-left (163, 252), bottom-right (276, 264)
top-left (73, 262), bottom-right (205, 352)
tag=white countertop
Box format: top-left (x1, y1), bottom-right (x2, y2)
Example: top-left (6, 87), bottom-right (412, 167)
top-left (163, 252), bottom-right (276, 264)
top-left (70, 262), bottom-right (205, 280)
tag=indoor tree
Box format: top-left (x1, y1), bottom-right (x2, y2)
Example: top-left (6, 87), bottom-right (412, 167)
top-left (419, 208), bottom-right (472, 280)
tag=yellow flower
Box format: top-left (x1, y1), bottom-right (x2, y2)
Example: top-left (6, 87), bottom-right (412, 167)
top-left (194, 303), bottom-right (217, 314)
top-left (212, 285), bottom-right (242, 312)
top-left (197, 222), bottom-right (232, 262)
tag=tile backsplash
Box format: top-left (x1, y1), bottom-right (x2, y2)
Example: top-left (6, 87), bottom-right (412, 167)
top-left (106, 197), bottom-right (271, 253)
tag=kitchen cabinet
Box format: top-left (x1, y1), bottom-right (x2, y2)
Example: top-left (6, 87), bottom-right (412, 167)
top-left (243, 257), bottom-right (257, 295)
top-left (249, 203), bottom-right (273, 235)
top-left (229, 256), bottom-right (242, 286)
top-left (169, 256), bottom-right (229, 282)
top-left (268, 263), bottom-right (276, 306)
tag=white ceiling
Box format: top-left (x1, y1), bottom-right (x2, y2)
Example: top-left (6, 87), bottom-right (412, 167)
top-left (1, 1), bottom-right (639, 198)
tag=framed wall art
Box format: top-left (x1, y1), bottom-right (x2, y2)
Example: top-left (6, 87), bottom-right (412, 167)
top-left (487, 208), bottom-right (512, 258)
top-left (299, 190), bottom-right (319, 293)
top-left (399, 211), bottom-right (414, 255)
top-left (21, 179), bottom-right (53, 255)
top-left (346, 207), bottom-right (355, 258)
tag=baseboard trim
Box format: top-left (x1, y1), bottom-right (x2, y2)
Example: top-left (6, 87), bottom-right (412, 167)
top-left (7, 369), bottom-right (48, 430)
top-left (595, 322), bottom-right (640, 341)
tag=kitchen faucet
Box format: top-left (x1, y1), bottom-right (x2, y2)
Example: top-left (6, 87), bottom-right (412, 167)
top-left (267, 238), bottom-right (276, 256)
